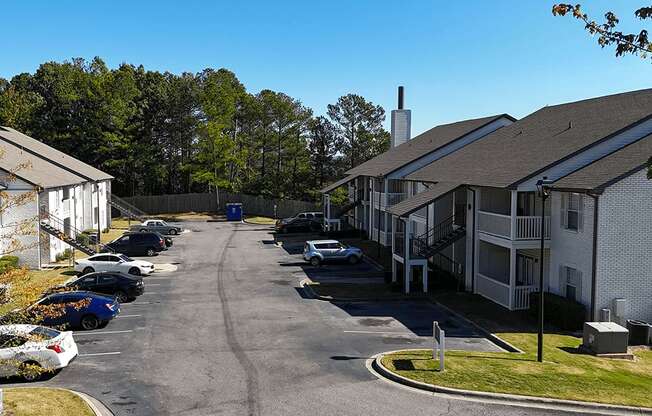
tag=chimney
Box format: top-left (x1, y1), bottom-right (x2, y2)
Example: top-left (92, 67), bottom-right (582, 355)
top-left (391, 86), bottom-right (411, 147)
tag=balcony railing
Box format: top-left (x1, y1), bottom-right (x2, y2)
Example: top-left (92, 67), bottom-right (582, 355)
top-left (372, 191), bottom-right (407, 208)
top-left (513, 285), bottom-right (538, 310)
top-left (477, 211), bottom-right (551, 240)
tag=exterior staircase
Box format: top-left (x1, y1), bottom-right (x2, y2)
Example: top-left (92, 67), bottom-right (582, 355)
top-left (109, 196), bottom-right (147, 221)
top-left (39, 210), bottom-right (113, 255)
top-left (411, 214), bottom-right (466, 259)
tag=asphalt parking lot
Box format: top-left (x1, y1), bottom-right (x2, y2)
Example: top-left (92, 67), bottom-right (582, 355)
top-left (4, 222), bottom-right (580, 416)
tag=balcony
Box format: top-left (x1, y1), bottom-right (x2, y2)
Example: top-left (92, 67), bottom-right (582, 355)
top-left (372, 191), bottom-right (407, 209)
top-left (478, 211), bottom-right (550, 240)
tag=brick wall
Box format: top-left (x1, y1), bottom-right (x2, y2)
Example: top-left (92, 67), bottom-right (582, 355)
top-left (596, 168), bottom-right (652, 323)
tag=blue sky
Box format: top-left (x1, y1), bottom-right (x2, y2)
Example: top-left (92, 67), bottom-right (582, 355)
top-left (1, 1), bottom-right (649, 135)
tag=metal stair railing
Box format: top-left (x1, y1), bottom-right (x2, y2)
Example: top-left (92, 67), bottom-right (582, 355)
top-left (411, 212), bottom-right (467, 259)
top-left (39, 208), bottom-right (115, 255)
top-left (109, 196), bottom-right (147, 221)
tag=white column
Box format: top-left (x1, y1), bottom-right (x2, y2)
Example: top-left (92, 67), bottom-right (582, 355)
top-left (422, 264), bottom-right (428, 293)
top-left (404, 219), bottom-right (411, 294)
top-left (510, 191), bottom-right (517, 240)
top-left (509, 246), bottom-right (517, 310)
top-left (364, 178), bottom-right (369, 232)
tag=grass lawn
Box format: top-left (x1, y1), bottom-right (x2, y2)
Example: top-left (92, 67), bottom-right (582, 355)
top-left (3, 388), bottom-right (93, 416)
top-left (244, 216), bottom-right (276, 225)
top-left (381, 333), bottom-right (652, 408)
top-left (0, 268), bottom-right (74, 316)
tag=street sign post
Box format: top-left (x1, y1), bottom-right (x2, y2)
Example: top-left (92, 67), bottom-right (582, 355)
top-left (433, 321), bottom-right (445, 371)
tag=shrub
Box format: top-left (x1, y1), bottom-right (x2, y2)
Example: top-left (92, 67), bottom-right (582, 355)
top-left (76, 233), bottom-right (91, 247)
top-left (0, 256), bottom-right (19, 274)
top-left (529, 292), bottom-right (586, 331)
top-left (55, 249), bottom-right (72, 262)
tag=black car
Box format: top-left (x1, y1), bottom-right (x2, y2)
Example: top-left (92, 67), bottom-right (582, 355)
top-left (152, 231), bottom-right (173, 248)
top-left (51, 272), bottom-right (144, 302)
top-left (104, 232), bottom-right (166, 256)
top-left (275, 217), bottom-right (322, 234)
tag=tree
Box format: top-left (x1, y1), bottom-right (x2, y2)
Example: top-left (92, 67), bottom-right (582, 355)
top-left (307, 116), bottom-right (341, 191)
top-left (327, 94), bottom-right (390, 170)
top-left (552, 4), bottom-right (652, 59)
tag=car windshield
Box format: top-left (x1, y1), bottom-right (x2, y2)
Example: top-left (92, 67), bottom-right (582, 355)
top-left (29, 326), bottom-right (60, 340)
top-left (119, 254), bottom-right (133, 262)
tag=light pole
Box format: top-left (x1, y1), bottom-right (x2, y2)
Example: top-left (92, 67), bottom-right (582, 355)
top-left (535, 177), bottom-right (553, 363)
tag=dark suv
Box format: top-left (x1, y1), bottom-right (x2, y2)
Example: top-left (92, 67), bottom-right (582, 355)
top-left (104, 232), bottom-right (165, 257)
top-left (46, 271), bottom-right (144, 303)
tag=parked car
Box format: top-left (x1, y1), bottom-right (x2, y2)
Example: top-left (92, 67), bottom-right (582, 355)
top-left (275, 217), bottom-right (323, 234)
top-left (303, 240), bottom-right (363, 266)
top-left (45, 272), bottom-right (144, 303)
top-left (75, 253), bottom-right (155, 276)
top-left (0, 324), bottom-right (78, 381)
top-left (103, 232), bottom-right (166, 256)
top-left (129, 219), bottom-right (182, 235)
top-left (276, 211), bottom-right (323, 227)
top-left (152, 231), bottom-right (173, 248)
top-left (2, 291), bottom-right (120, 331)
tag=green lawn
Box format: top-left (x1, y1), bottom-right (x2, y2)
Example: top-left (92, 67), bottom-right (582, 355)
top-left (0, 268), bottom-right (73, 315)
top-left (244, 216), bottom-right (276, 225)
top-left (3, 388), bottom-right (93, 416)
top-left (381, 333), bottom-right (652, 408)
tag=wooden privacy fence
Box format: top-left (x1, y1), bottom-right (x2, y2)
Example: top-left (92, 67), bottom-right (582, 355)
top-left (122, 192), bottom-right (321, 219)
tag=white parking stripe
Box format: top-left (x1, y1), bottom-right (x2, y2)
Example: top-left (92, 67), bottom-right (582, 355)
top-left (73, 330), bottom-right (133, 335)
top-left (146, 283), bottom-right (161, 286)
top-left (343, 330), bottom-right (416, 336)
top-left (79, 352), bottom-right (121, 357)
top-left (140, 292), bottom-right (159, 295)
top-left (118, 314), bottom-right (141, 318)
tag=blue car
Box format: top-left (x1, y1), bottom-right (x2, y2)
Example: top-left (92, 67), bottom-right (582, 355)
top-left (28, 291), bottom-right (120, 330)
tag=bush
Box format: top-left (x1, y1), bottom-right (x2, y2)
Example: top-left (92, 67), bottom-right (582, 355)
top-left (0, 256), bottom-right (19, 274)
top-left (55, 249), bottom-right (72, 262)
top-left (76, 233), bottom-right (91, 247)
top-left (529, 292), bottom-right (586, 331)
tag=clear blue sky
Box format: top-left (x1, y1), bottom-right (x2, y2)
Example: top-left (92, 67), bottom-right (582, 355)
top-left (1, 0), bottom-right (649, 135)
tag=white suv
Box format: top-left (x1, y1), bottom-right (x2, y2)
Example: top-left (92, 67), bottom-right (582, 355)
top-left (303, 240), bottom-right (363, 266)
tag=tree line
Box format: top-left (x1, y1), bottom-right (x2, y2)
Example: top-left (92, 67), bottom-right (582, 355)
top-left (0, 57), bottom-right (389, 201)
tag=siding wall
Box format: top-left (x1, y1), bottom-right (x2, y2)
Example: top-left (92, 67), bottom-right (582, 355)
top-left (595, 169), bottom-right (652, 323)
top-left (0, 175), bottom-right (40, 268)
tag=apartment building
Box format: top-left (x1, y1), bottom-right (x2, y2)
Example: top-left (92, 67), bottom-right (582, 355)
top-left (322, 88), bottom-right (652, 324)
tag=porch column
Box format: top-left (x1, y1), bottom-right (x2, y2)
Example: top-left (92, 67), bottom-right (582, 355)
top-left (510, 191), bottom-right (517, 240)
top-left (509, 246), bottom-right (517, 310)
top-left (363, 178), bottom-right (368, 232)
top-left (422, 264), bottom-right (428, 293)
top-left (370, 179), bottom-right (375, 240)
top-left (404, 218), bottom-right (410, 294)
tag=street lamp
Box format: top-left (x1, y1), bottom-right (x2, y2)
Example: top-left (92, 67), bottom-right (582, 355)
top-left (535, 177), bottom-right (553, 363)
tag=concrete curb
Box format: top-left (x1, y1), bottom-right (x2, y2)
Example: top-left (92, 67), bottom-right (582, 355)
top-left (372, 350), bottom-right (652, 416)
top-left (72, 390), bottom-right (115, 416)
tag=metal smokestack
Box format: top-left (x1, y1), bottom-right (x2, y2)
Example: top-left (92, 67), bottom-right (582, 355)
top-left (398, 86), bottom-right (404, 110)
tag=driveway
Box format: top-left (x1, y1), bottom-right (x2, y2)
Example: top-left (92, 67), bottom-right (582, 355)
top-left (4, 222), bottom-right (587, 415)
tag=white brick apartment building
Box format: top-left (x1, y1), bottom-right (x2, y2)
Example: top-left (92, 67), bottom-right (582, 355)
top-left (322, 88), bottom-right (652, 324)
top-left (0, 126), bottom-right (113, 268)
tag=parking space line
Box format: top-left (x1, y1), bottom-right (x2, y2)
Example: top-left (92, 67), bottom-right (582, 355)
top-left (343, 330), bottom-right (417, 336)
top-left (73, 330), bottom-right (133, 335)
top-left (146, 283), bottom-right (161, 286)
top-left (118, 314), bottom-right (141, 318)
top-left (79, 352), bottom-right (121, 357)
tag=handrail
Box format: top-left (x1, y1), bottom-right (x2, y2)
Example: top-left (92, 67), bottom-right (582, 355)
top-left (39, 207), bottom-right (115, 253)
top-left (410, 210), bottom-right (467, 258)
top-left (111, 196), bottom-right (147, 216)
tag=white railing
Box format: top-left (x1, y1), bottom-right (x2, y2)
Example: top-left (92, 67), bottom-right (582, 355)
top-left (348, 186), bottom-right (355, 202)
top-left (477, 211), bottom-right (511, 238)
top-left (513, 285), bottom-right (538, 310)
top-left (516, 216), bottom-right (551, 240)
top-left (476, 273), bottom-right (511, 309)
top-left (372, 191), bottom-right (407, 208)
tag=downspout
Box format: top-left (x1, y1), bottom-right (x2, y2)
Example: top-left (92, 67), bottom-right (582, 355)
top-left (469, 186), bottom-right (476, 292)
top-left (376, 176), bottom-right (383, 258)
top-left (589, 192), bottom-right (599, 321)
top-left (36, 190), bottom-right (42, 269)
top-left (96, 182), bottom-right (101, 244)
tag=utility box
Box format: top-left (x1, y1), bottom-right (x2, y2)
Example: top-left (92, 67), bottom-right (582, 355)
top-left (583, 322), bottom-right (629, 354)
top-left (225, 203), bottom-right (243, 221)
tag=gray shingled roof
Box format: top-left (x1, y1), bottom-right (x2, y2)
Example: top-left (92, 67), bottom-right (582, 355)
top-left (388, 182), bottom-right (462, 217)
top-left (320, 174), bottom-right (358, 194)
top-left (0, 140), bottom-right (86, 189)
top-left (346, 114), bottom-right (513, 177)
top-left (0, 127), bottom-right (113, 182)
top-left (553, 133), bottom-right (652, 192)
top-left (407, 88), bottom-right (652, 188)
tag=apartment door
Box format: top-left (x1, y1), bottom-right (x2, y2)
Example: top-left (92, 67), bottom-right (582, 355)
top-left (516, 254), bottom-right (537, 286)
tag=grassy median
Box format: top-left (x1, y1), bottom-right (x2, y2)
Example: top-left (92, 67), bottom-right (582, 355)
top-left (244, 216), bottom-right (276, 225)
top-left (3, 388), bottom-right (94, 416)
top-left (381, 333), bottom-right (652, 408)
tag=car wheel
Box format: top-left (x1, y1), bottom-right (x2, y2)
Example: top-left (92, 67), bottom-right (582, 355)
top-left (169, 229), bottom-right (178, 235)
top-left (310, 257), bottom-right (321, 267)
top-left (20, 361), bottom-right (43, 382)
top-left (140, 228), bottom-right (147, 232)
top-left (128, 267), bottom-right (141, 276)
top-left (115, 290), bottom-right (129, 303)
top-left (146, 247), bottom-right (156, 257)
top-left (348, 255), bottom-right (360, 265)
top-left (82, 267), bottom-right (94, 275)
top-left (80, 314), bottom-right (100, 330)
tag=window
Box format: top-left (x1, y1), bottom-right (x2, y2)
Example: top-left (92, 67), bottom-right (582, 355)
top-left (29, 326), bottom-right (60, 340)
top-left (92, 255), bottom-right (109, 262)
top-left (81, 276), bottom-right (98, 285)
top-left (297, 213), bottom-right (306, 219)
top-left (105, 256), bottom-right (120, 263)
top-left (155, 221), bottom-right (164, 226)
top-left (62, 188), bottom-right (70, 200)
top-left (99, 275), bottom-right (116, 284)
top-left (119, 236), bottom-right (130, 243)
top-left (562, 193), bottom-right (583, 232)
top-left (306, 213), bottom-right (314, 219)
top-left (0, 335), bottom-right (28, 348)
top-left (561, 266), bottom-right (582, 302)
top-left (314, 243), bottom-right (329, 249)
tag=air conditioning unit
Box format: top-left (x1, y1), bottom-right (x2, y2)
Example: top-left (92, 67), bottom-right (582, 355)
top-left (583, 322), bottom-right (629, 354)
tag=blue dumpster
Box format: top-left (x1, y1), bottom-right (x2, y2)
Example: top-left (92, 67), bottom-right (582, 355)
top-left (226, 203), bottom-right (243, 221)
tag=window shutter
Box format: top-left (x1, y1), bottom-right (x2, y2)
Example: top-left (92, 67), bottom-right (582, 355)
top-left (560, 194), bottom-right (567, 228)
top-left (578, 195), bottom-right (584, 232)
top-left (559, 265), bottom-right (566, 297)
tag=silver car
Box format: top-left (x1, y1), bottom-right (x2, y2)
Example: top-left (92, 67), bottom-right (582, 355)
top-left (129, 219), bottom-right (182, 235)
top-left (303, 240), bottom-right (363, 266)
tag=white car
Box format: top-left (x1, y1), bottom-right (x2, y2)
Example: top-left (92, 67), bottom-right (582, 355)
top-left (0, 324), bottom-right (78, 381)
top-left (75, 253), bottom-right (154, 276)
